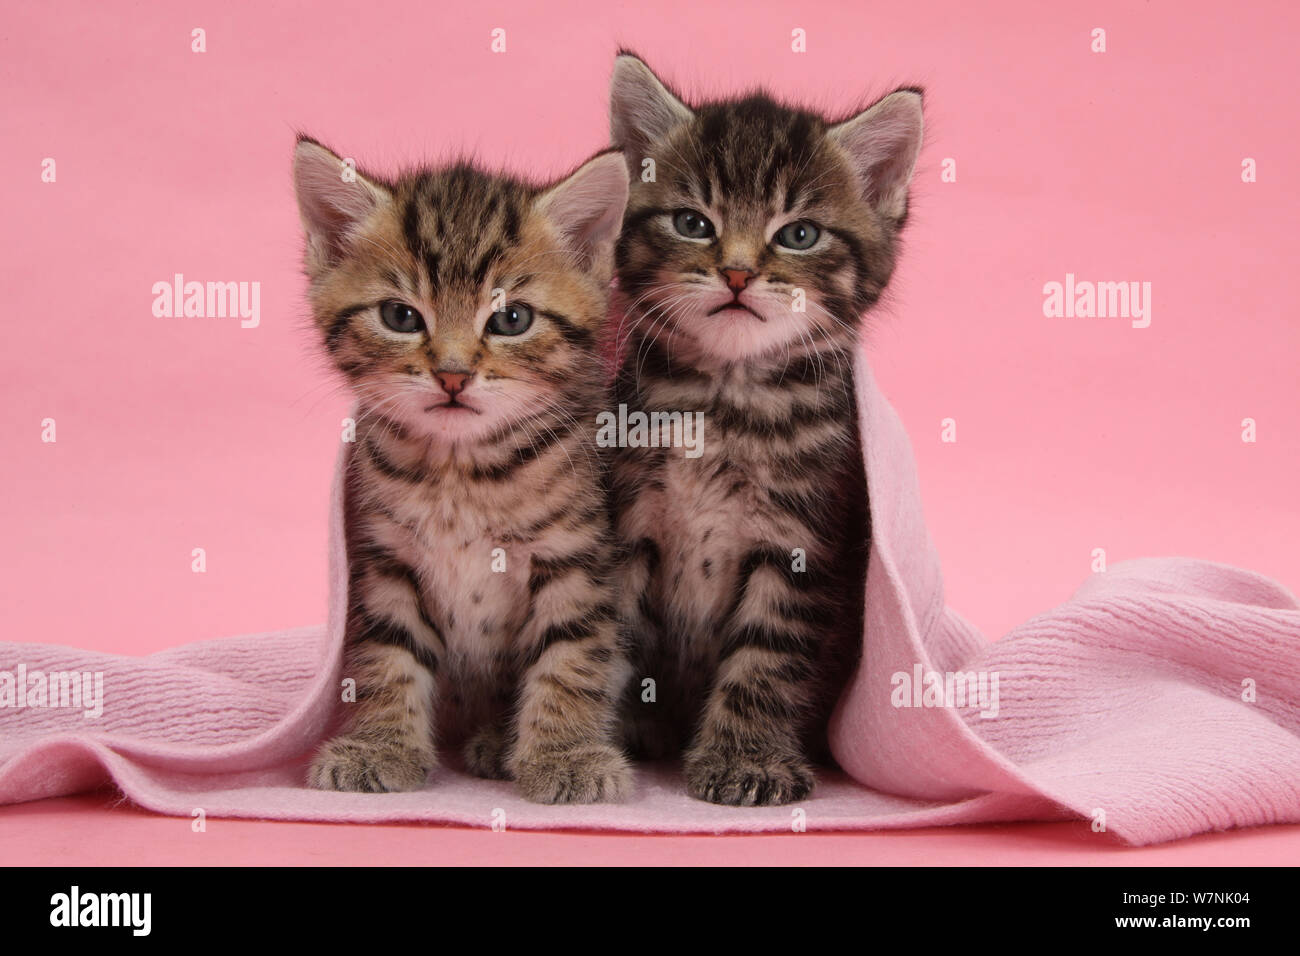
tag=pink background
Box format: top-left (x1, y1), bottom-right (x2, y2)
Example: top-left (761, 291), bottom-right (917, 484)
top-left (2, 0), bottom-right (1298, 864)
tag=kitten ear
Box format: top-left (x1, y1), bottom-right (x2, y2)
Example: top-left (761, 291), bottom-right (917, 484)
top-left (609, 53), bottom-right (693, 175)
top-left (828, 89), bottom-right (924, 225)
top-left (535, 151), bottom-right (629, 274)
top-left (293, 137), bottom-right (391, 271)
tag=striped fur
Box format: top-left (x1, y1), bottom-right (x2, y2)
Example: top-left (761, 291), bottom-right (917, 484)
top-left (295, 138), bottom-right (633, 802)
top-left (608, 54), bottom-right (923, 805)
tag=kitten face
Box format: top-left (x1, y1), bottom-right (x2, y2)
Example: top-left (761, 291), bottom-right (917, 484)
top-left (294, 140), bottom-right (627, 445)
top-left (610, 54), bottom-right (923, 365)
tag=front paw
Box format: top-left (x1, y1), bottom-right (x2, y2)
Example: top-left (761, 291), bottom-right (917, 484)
top-left (513, 744), bottom-right (632, 804)
top-left (308, 734), bottom-right (434, 793)
top-left (684, 746), bottom-right (814, 806)
top-left (463, 726), bottom-right (513, 780)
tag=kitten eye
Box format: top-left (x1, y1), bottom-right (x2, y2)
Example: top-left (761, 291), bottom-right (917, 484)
top-left (775, 220), bottom-right (820, 251)
top-left (486, 302), bottom-right (534, 336)
top-left (672, 209), bottom-right (716, 240)
top-left (380, 300), bottom-right (425, 333)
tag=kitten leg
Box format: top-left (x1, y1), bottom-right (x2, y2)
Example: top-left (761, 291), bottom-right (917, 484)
top-left (309, 572), bottom-right (441, 793)
top-left (509, 549), bottom-right (632, 804)
top-left (615, 537), bottom-right (681, 759)
top-left (684, 546), bottom-right (824, 806)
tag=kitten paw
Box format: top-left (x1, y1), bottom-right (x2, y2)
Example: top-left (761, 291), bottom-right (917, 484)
top-left (308, 735), bottom-right (434, 793)
top-left (463, 726), bottom-right (513, 780)
top-left (513, 744), bottom-right (632, 804)
top-left (684, 747), bottom-right (814, 806)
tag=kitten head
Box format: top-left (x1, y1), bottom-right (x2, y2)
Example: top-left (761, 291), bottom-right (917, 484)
top-left (609, 53), bottom-right (923, 366)
top-left (293, 138), bottom-right (627, 444)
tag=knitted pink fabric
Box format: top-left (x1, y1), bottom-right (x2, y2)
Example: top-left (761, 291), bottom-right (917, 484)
top-left (2, 357), bottom-right (1298, 844)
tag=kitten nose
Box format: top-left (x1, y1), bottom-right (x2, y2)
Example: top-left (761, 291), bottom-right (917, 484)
top-left (435, 370), bottom-right (472, 396)
top-left (721, 268), bottom-right (755, 293)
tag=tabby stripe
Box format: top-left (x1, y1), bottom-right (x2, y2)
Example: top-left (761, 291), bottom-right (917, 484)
top-left (401, 197), bottom-right (426, 262)
top-left (709, 395), bottom-right (848, 439)
top-left (719, 623), bottom-right (814, 660)
top-left (826, 226), bottom-right (871, 284)
top-left (538, 673), bottom-right (609, 704)
top-left (536, 603), bottom-right (616, 651)
top-left (513, 502), bottom-right (573, 538)
top-left (528, 547), bottom-right (606, 595)
top-left (772, 657), bottom-right (817, 685)
top-left (502, 203), bottom-right (521, 244)
top-left (633, 334), bottom-right (708, 382)
top-left (735, 544), bottom-right (817, 595)
top-left (762, 351), bottom-right (846, 387)
top-left (471, 417), bottom-right (576, 482)
top-left (721, 681), bottom-right (803, 723)
top-left (423, 251), bottom-right (441, 287)
top-left (783, 174), bottom-right (802, 213)
top-left (326, 303), bottom-right (373, 351)
top-left (363, 435), bottom-right (427, 483)
top-left (359, 545), bottom-right (413, 581)
top-left (540, 310), bottom-right (594, 348)
top-left (362, 551), bottom-right (444, 640)
top-left (760, 141), bottom-right (790, 201)
top-left (356, 612), bottom-right (440, 674)
top-left (771, 595), bottom-right (837, 629)
top-left (471, 243), bottom-right (503, 289)
top-left (505, 499), bottom-right (600, 542)
top-left (622, 206), bottom-right (673, 232)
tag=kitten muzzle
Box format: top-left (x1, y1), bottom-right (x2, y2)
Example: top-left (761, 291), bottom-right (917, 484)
top-left (707, 299), bottom-right (765, 321)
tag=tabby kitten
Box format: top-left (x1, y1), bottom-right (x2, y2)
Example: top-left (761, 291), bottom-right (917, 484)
top-left (294, 137), bottom-right (633, 803)
top-left (607, 54), bottom-right (923, 805)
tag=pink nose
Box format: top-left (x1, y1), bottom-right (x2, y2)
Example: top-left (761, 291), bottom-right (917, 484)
top-left (722, 268), bottom-right (755, 293)
top-left (435, 370), bottom-right (472, 396)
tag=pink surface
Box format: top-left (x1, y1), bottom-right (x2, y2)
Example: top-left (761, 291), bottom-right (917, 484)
top-left (11, 795), bottom-right (1300, 866)
top-left (2, 0), bottom-right (1299, 861)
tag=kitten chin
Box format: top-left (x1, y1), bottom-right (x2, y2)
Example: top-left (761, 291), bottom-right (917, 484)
top-left (373, 390), bottom-right (510, 447)
top-left (627, 280), bottom-right (815, 367)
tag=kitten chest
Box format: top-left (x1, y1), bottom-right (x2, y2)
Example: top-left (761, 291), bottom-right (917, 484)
top-left (379, 488), bottom-right (534, 660)
top-left (639, 431), bottom-right (820, 631)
